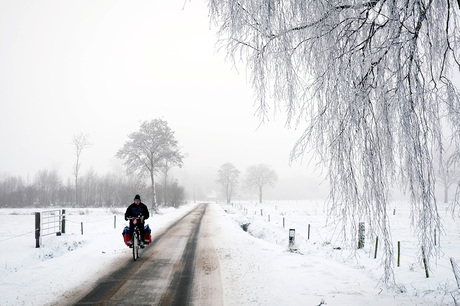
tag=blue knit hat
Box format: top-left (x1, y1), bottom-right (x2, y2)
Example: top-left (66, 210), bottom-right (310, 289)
top-left (134, 194), bottom-right (141, 201)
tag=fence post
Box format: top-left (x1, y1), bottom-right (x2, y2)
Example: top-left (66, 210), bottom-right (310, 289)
top-left (308, 224), bottom-right (311, 240)
top-left (450, 258), bottom-right (460, 289)
top-left (283, 218), bottom-right (285, 228)
top-left (81, 222), bottom-right (84, 235)
top-left (114, 215), bottom-right (116, 229)
top-left (397, 241), bottom-right (400, 267)
top-left (358, 222), bottom-right (365, 249)
top-left (289, 229), bottom-right (295, 250)
top-left (268, 215), bottom-right (270, 222)
top-left (374, 237), bottom-right (379, 259)
top-left (260, 209), bottom-right (263, 216)
top-left (61, 209), bottom-right (66, 234)
top-left (422, 247), bottom-right (429, 278)
top-left (35, 212), bottom-right (41, 248)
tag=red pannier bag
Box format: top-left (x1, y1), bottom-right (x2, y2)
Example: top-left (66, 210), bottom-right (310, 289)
top-left (144, 224), bottom-right (152, 244)
top-left (122, 226), bottom-right (130, 246)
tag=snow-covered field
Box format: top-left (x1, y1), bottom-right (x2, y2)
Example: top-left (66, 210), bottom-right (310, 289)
top-left (216, 200), bottom-right (460, 305)
top-left (0, 200), bottom-right (459, 305)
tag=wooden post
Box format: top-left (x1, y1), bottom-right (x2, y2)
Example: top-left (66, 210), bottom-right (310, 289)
top-left (268, 215), bottom-right (270, 222)
top-left (397, 241), bottom-right (400, 267)
top-left (289, 229), bottom-right (295, 249)
top-left (358, 222), bottom-right (365, 249)
top-left (422, 247), bottom-right (429, 278)
top-left (81, 222), bottom-right (84, 235)
top-left (308, 224), bottom-right (311, 240)
top-left (61, 209), bottom-right (66, 234)
top-left (35, 212), bottom-right (41, 248)
top-left (283, 218), bottom-right (285, 228)
top-left (260, 209), bottom-right (263, 216)
top-left (393, 208), bottom-right (396, 215)
top-left (114, 215), bottom-right (116, 229)
top-left (450, 258), bottom-right (460, 289)
top-left (374, 236), bottom-right (379, 259)
top-left (434, 228), bottom-right (437, 246)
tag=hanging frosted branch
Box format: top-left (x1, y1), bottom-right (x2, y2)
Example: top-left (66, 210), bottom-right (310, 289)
top-left (208, 0), bottom-right (460, 284)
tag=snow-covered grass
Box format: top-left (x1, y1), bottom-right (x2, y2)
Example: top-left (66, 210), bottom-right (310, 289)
top-left (218, 200), bottom-right (460, 305)
top-left (0, 200), bottom-right (459, 305)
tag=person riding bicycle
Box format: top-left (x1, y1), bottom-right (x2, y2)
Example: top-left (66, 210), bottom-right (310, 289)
top-left (124, 194), bottom-right (149, 247)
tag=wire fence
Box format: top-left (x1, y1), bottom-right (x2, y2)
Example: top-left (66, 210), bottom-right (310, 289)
top-left (0, 230), bottom-right (35, 243)
top-left (0, 208), bottom-right (129, 250)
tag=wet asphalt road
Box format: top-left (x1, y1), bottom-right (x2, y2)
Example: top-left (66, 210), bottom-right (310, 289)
top-left (72, 203), bottom-right (222, 306)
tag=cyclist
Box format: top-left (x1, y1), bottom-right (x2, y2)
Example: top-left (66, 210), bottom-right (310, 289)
top-left (124, 194), bottom-right (150, 247)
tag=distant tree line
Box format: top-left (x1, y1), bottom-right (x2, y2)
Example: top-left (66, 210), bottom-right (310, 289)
top-left (216, 163), bottom-right (278, 204)
top-left (0, 118), bottom-right (187, 209)
top-left (0, 169), bottom-right (185, 209)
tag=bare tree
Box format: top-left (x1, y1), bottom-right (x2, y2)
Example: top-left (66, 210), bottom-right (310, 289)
top-left (216, 162), bottom-right (240, 204)
top-left (81, 167), bottom-right (98, 207)
top-left (160, 150), bottom-right (184, 206)
top-left (245, 164), bottom-right (277, 203)
top-left (435, 147), bottom-right (460, 204)
top-left (116, 119), bottom-right (184, 212)
top-left (35, 169), bottom-right (61, 207)
top-left (207, 0), bottom-right (460, 283)
top-left (72, 133), bottom-right (91, 206)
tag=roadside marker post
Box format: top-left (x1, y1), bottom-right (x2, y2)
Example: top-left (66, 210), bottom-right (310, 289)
top-left (289, 229), bottom-right (295, 250)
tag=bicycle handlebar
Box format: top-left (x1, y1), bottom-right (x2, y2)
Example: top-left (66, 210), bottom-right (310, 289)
top-left (127, 216), bottom-right (144, 223)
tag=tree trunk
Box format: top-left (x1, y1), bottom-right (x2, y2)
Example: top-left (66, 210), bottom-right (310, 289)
top-left (75, 177), bottom-right (78, 207)
top-left (227, 185), bottom-right (231, 204)
top-left (75, 160), bottom-right (79, 207)
top-left (444, 185), bottom-right (449, 204)
top-left (164, 171), bottom-right (168, 206)
top-left (259, 186), bottom-right (263, 203)
top-left (150, 172), bottom-right (157, 213)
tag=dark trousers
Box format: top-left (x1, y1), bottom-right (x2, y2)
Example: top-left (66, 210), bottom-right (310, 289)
top-left (129, 220), bottom-right (145, 242)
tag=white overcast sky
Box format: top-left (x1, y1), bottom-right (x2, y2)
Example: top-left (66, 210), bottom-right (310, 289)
top-left (0, 0), bottom-right (327, 200)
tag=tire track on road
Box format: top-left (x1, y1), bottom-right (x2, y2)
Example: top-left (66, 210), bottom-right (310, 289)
top-left (159, 204), bottom-right (206, 305)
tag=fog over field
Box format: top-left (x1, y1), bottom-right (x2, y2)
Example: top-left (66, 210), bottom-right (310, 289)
top-left (0, 1), bottom-right (327, 201)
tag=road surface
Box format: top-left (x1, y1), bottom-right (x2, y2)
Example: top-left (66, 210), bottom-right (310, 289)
top-left (72, 203), bottom-right (222, 305)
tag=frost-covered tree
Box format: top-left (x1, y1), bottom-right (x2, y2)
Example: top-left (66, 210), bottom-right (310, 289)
top-left (160, 151), bottom-right (184, 206)
top-left (244, 164), bottom-right (277, 203)
top-left (435, 145), bottom-right (460, 204)
top-left (72, 133), bottom-right (91, 206)
top-left (35, 169), bottom-right (61, 206)
top-left (207, 0), bottom-right (460, 283)
top-left (217, 162), bottom-right (240, 203)
top-left (116, 119), bottom-right (184, 212)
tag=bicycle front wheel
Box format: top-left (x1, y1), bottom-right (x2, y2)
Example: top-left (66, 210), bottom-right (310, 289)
top-left (133, 233), bottom-right (138, 261)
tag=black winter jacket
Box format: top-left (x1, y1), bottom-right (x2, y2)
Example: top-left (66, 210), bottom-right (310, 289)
top-left (124, 202), bottom-right (150, 221)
